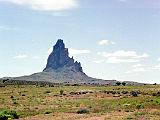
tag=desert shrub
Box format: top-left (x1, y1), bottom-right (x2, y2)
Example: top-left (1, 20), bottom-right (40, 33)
top-left (153, 83), bottom-right (157, 85)
top-left (10, 96), bottom-right (14, 99)
top-left (152, 92), bottom-right (160, 97)
top-left (0, 110), bottom-right (19, 119)
top-left (65, 84), bottom-right (71, 86)
top-left (122, 82), bottom-right (126, 86)
top-left (13, 101), bottom-right (18, 104)
top-left (40, 84), bottom-right (46, 87)
top-left (49, 85), bottom-right (54, 87)
top-left (82, 92), bottom-right (87, 94)
top-left (136, 104), bottom-right (144, 109)
top-left (106, 91), bottom-right (110, 94)
top-left (130, 91), bottom-right (138, 97)
top-left (70, 92), bottom-right (77, 95)
top-left (116, 82), bottom-right (121, 86)
top-left (77, 108), bottom-right (89, 114)
top-left (11, 97), bottom-right (18, 105)
top-left (117, 91), bottom-right (121, 94)
top-left (72, 84), bottom-right (80, 86)
top-left (126, 116), bottom-right (134, 119)
top-left (89, 91), bottom-right (93, 94)
top-left (152, 93), bottom-right (157, 96)
top-left (121, 91), bottom-right (128, 94)
top-left (157, 92), bottom-right (160, 96)
top-left (44, 91), bottom-right (51, 94)
top-left (0, 114), bottom-right (8, 120)
top-left (44, 110), bottom-right (52, 114)
top-left (155, 99), bottom-right (160, 105)
top-left (60, 90), bottom-right (64, 95)
top-left (110, 91), bottom-right (116, 94)
top-left (0, 84), bottom-right (5, 87)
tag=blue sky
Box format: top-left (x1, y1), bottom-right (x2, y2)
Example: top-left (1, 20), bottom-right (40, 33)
top-left (0, 0), bottom-right (160, 83)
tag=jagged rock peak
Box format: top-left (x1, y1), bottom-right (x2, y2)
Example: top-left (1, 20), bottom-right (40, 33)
top-left (43, 39), bottom-right (84, 73)
top-left (54, 39), bottom-right (65, 50)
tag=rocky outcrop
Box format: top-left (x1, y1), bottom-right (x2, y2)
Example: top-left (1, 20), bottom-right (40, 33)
top-left (43, 39), bottom-right (84, 73)
top-left (2, 39), bottom-right (147, 85)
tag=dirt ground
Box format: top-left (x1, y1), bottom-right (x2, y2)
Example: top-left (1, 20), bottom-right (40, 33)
top-left (18, 111), bottom-right (132, 120)
top-left (18, 109), bottom-right (160, 120)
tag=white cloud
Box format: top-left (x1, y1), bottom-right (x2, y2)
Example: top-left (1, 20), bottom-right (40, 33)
top-left (98, 50), bottom-right (149, 63)
top-left (152, 58), bottom-right (160, 70)
top-left (132, 64), bottom-right (145, 68)
top-left (14, 54), bottom-right (28, 59)
top-left (32, 56), bottom-right (40, 59)
top-left (0, 0), bottom-right (78, 12)
top-left (126, 68), bottom-right (146, 74)
top-left (119, 0), bottom-right (127, 2)
top-left (68, 48), bottom-right (91, 55)
top-left (92, 60), bottom-right (105, 64)
top-left (0, 25), bottom-right (17, 31)
top-left (132, 67), bottom-right (145, 72)
top-left (126, 64), bottom-right (146, 74)
top-left (98, 40), bottom-right (115, 46)
top-left (132, 64), bottom-right (146, 72)
top-left (153, 63), bottom-right (160, 70)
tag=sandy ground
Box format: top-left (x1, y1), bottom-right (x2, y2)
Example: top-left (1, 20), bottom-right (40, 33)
top-left (18, 111), bottom-right (132, 120)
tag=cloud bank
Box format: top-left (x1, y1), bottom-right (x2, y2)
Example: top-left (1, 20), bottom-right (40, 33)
top-left (69, 48), bottom-right (91, 55)
top-left (0, 0), bottom-right (78, 12)
top-left (14, 54), bottom-right (28, 59)
top-left (98, 50), bottom-right (149, 63)
top-left (98, 40), bottom-right (115, 46)
top-left (0, 25), bottom-right (17, 31)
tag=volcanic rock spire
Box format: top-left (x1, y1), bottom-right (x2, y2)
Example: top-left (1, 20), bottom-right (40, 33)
top-left (43, 39), bottom-right (84, 73)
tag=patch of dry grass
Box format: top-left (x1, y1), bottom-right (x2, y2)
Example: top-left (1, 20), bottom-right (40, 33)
top-left (0, 85), bottom-right (160, 119)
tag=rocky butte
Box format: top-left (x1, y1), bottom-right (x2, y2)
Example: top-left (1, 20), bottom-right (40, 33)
top-left (12, 39), bottom-right (100, 84)
top-left (43, 39), bottom-right (84, 74)
top-left (2, 39), bottom-right (145, 85)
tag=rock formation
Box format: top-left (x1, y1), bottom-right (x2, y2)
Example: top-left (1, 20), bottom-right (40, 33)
top-left (43, 39), bottom-right (83, 73)
top-left (2, 39), bottom-right (146, 85)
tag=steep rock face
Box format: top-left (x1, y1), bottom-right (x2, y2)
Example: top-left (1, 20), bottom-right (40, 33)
top-left (43, 39), bottom-right (83, 73)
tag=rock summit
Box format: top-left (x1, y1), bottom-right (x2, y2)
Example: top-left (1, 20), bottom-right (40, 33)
top-left (43, 39), bottom-right (84, 74)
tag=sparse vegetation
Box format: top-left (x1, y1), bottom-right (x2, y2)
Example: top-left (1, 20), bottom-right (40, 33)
top-left (0, 109), bottom-right (19, 120)
top-left (77, 108), bottom-right (89, 114)
top-left (122, 82), bottom-right (126, 86)
top-left (60, 89), bottom-right (64, 95)
top-left (130, 91), bottom-right (138, 97)
top-left (44, 90), bottom-right (51, 94)
top-left (136, 103), bottom-right (144, 109)
top-left (116, 82), bottom-right (121, 86)
top-left (44, 110), bottom-right (52, 114)
top-left (0, 84), bottom-right (159, 119)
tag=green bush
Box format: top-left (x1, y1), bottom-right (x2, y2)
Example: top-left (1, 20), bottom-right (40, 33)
top-left (77, 108), bottom-right (89, 114)
top-left (130, 91), bottom-right (138, 97)
top-left (152, 92), bottom-right (160, 97)
top-left (136, 104), bottom-right (144, 109)
top-left (122, 82), bottom-right (126, 86)
top-left (121, 91), bottom-right (128, 94)
top-left (116, 82), bottom-right (121, 86)
top-left (0, 114), bottom-right (8, 120)
top-left (44, 110), bottom-right (52, 114)
top-left (60, 90), bottom-right (64, 95)
top-left (0, 110), bottom-right (19, 119)
top-left (44, 90), bottom-right (51, 94)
